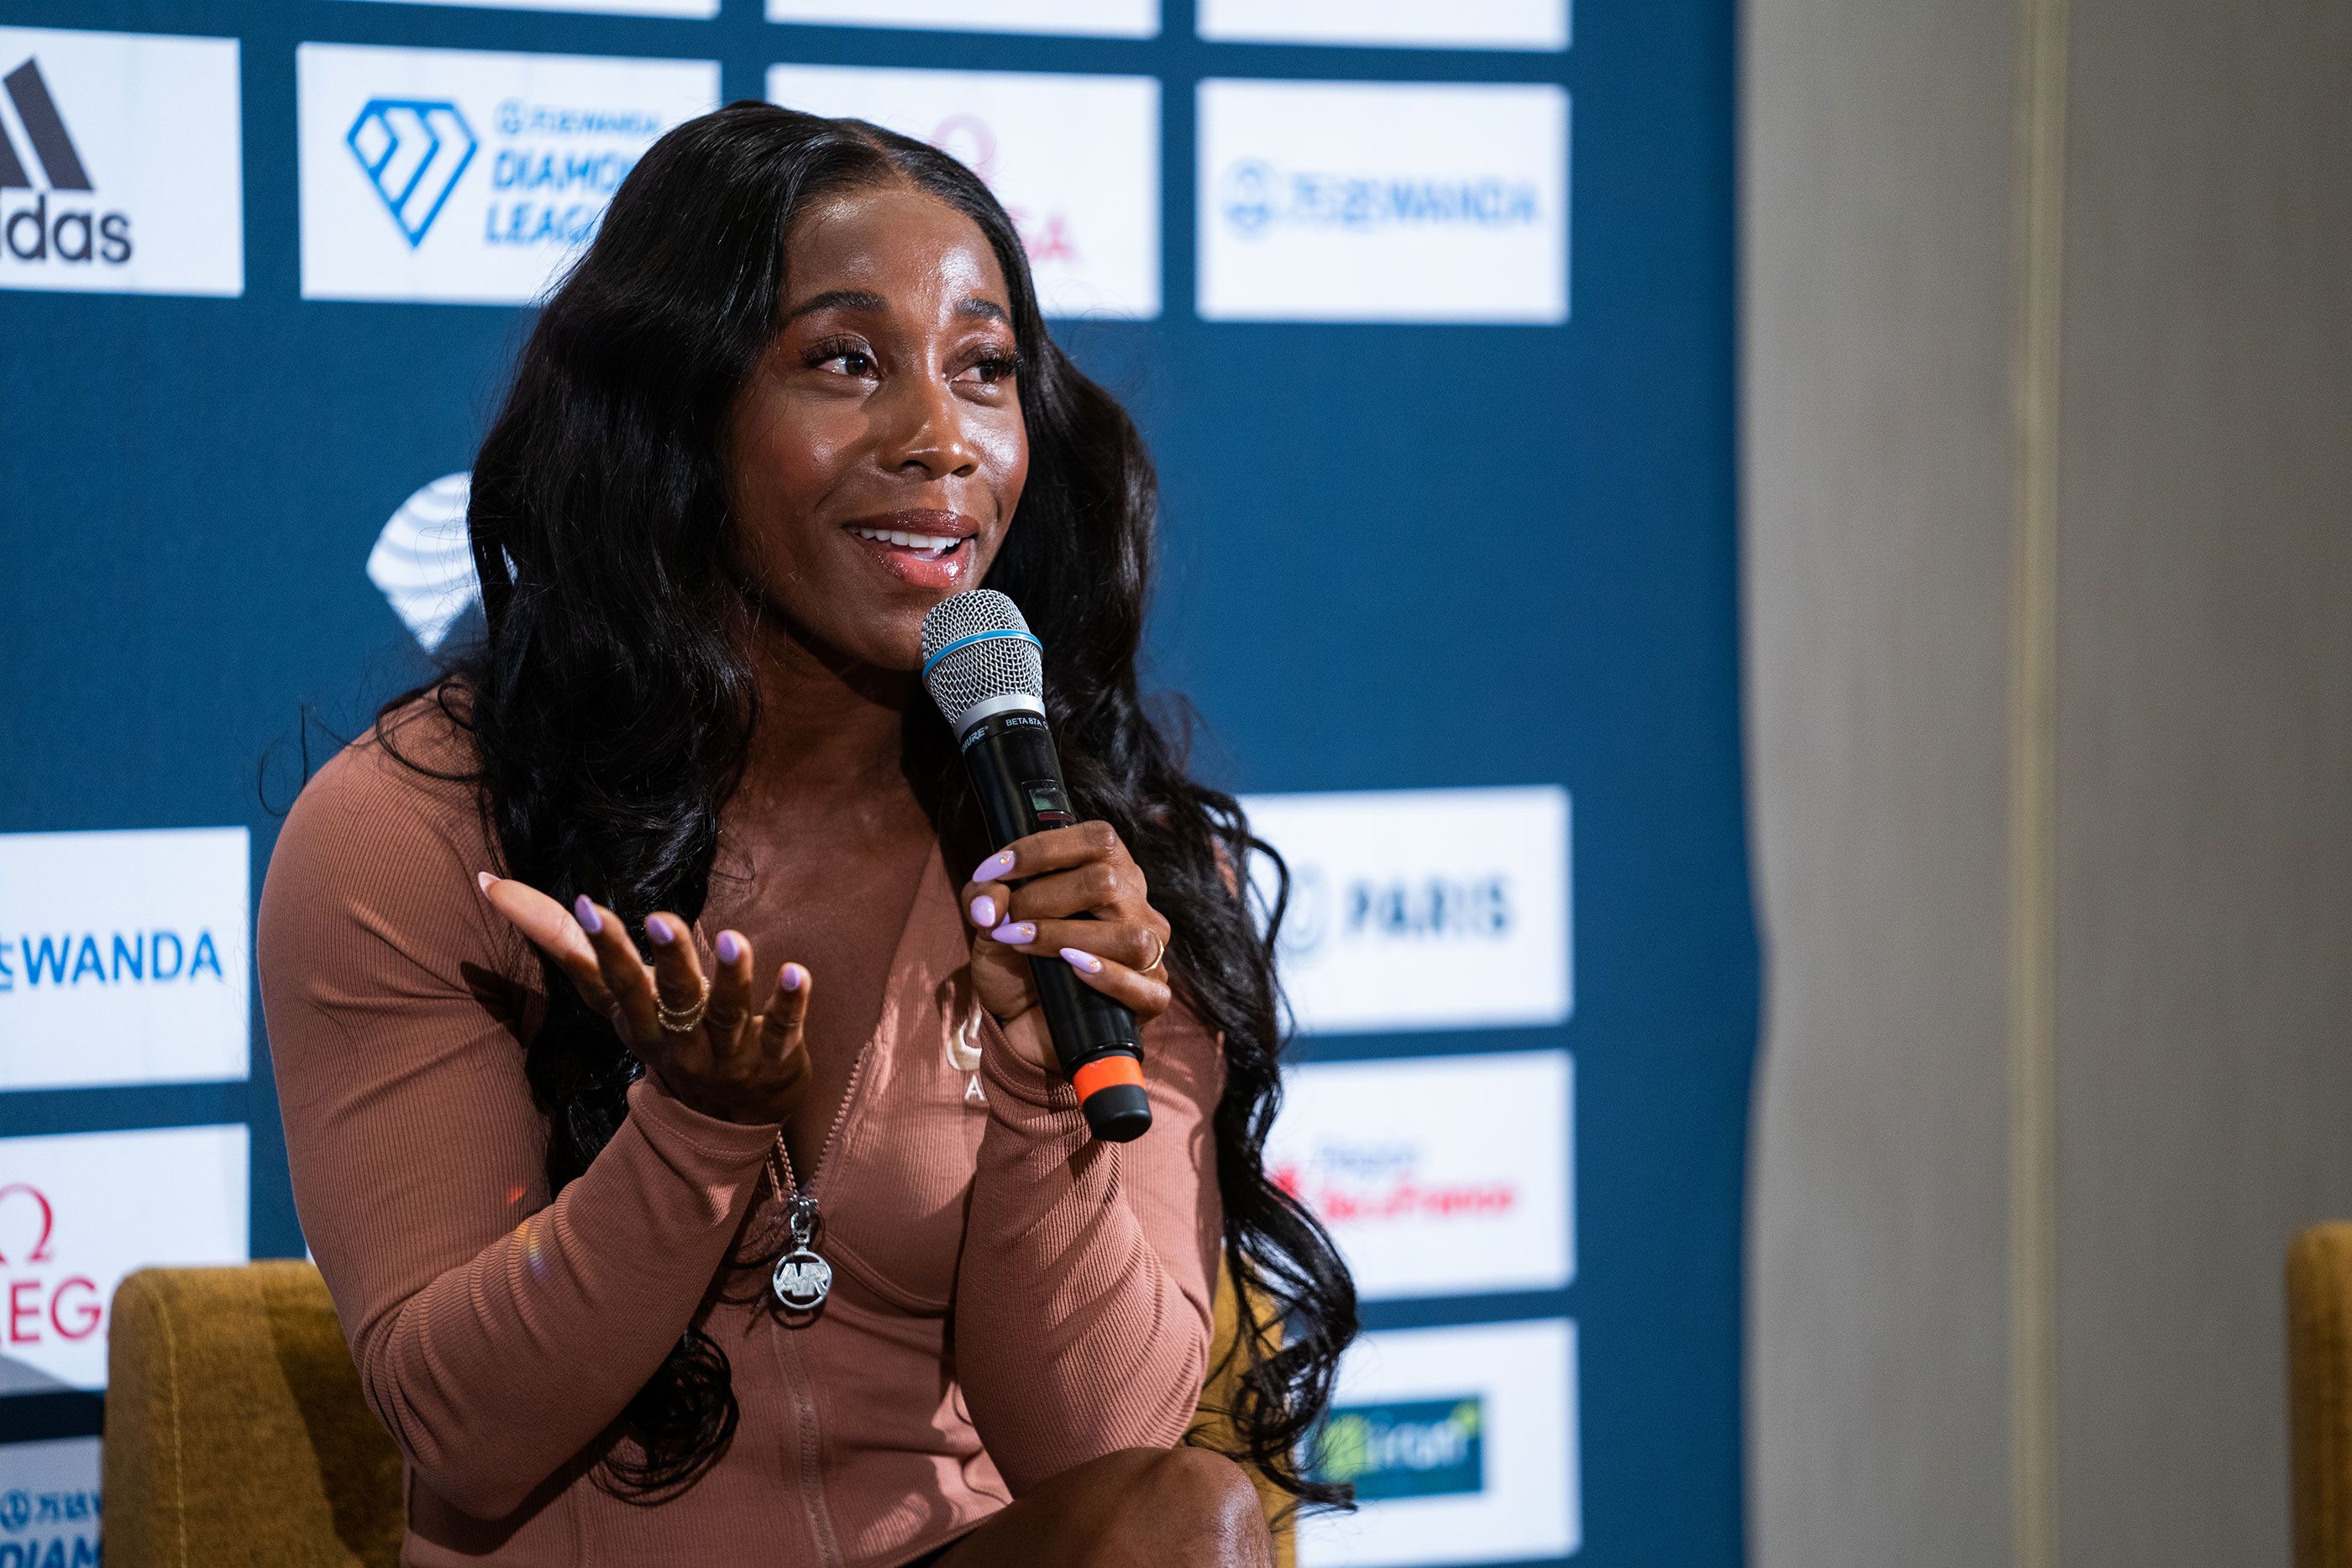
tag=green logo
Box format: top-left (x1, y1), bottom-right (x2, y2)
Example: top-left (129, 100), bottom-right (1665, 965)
top-left (1308, 1396), bottom-right (1484, 1501)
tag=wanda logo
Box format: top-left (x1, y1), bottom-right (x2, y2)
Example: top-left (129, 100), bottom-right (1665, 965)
top-left (0, 1183), bottom-right (102, 1345)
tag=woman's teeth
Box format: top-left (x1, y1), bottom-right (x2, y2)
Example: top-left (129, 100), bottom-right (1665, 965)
top-left (850, 525), bottom-right (960, 558)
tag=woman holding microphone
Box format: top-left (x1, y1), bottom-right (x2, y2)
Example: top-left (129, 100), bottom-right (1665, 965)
top-left (259, 102), bottom-right (1354, 1565)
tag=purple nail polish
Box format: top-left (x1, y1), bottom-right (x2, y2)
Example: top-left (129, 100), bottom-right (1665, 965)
top-left (1059, 947), bottom-right (1103, 974)
top-left (716, 931), bottom-right (743, 963)
top-left (647, 915), bottom-right (676, 947)
top-left (991, 921), bottom-right (1037, 945)
top-left (780, 962), bottom-right (806, 992)
top-left (573, 895), bottom-right (602, 934)
top-left (969, 894), bottom-right (998, 928)
top-left (974, 849), bottom-right (1016, 883)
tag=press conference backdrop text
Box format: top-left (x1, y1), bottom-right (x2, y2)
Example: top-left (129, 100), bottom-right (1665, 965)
top-left (0, 3), bottom-right (1750, 1564)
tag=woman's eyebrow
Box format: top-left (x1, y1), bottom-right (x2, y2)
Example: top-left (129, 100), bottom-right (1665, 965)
top-left (780, 287), bottom-right (886, 324)
top-left (779, 290), bottom-right (1011, 327)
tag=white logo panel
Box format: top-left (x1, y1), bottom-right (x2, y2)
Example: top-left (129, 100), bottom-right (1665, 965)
top-left (349, 0), bottom-right (718, 13)
top-left (0, 1125), bottom-right (249, 1393)
top-left (0, 828), bottom-right (249, 1092)
top-left (1268, 1051), bottom-right (1571, 1299)
top-left (370, 471), bottom-right (478, 650)
top-left (0, 1437), bottom-right (101, 1562)
top-left (298, 43), bottom-right (719, 304)
top-left (1199, 0), bottom-right (1568, 50)
top-left (1299, 1319), bottom-right (1580, 1567)
top-left (766, 0), bottom-right (1156, 36)
top-left (1199, 79), bottom-right (1568, 323)
top-left (1242, 786), bottom-right (1570, 1035)
top-left (765, 64), bottom-right (1158, 320)
top-left (0, 28), bottom-right (242, 297)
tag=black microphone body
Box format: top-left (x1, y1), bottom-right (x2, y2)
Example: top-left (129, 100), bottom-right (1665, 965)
top-left (958, 706), bottom-right (1152, 1142)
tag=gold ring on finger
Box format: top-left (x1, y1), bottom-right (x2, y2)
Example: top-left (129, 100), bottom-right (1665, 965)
top-left (1137, 930), bottom-right (1168, 977)
top-left (657, 977), bottom-right (713, 1034)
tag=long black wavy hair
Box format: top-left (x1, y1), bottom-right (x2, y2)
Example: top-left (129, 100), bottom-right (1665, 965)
top-left (381, 102), bottom-right (1356, 1512)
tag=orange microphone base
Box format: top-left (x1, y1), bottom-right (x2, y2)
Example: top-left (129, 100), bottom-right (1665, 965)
top-left (1072, 1053), bottom-right (1150, 1142)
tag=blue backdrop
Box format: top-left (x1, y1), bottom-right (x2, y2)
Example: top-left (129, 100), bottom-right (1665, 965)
top-left (0, 2), bottom-right (1750, 1562)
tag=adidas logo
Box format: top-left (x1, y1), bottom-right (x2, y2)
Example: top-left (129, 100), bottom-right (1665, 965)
top-left (0, 57), bottom-right (131, 265)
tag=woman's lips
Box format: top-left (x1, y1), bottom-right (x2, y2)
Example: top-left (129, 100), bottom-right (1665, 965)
top-left (843, 526), bottom-right (973, 590)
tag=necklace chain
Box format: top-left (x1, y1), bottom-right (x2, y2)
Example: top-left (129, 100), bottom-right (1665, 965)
top-left (762, 1039), bottom-right (874, 1314)
top-left (766, 1037), bottom-right (874, 1216)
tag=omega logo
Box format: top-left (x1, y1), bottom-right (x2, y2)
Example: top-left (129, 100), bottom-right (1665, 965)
top-left (0, 1183), bottom-right (102, 1345)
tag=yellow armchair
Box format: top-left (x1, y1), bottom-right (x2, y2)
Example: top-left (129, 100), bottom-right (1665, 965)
top-left (2292, 1225), bottom-right (2352, 1567)
top-left (102, 1258), bottom-right (1298, 1566)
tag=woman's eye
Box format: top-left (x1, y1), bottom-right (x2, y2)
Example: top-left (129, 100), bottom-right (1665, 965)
top-left (961, 354), bottom-right (1020, 386)
top-left (807, 343), bottom-right (876, 377)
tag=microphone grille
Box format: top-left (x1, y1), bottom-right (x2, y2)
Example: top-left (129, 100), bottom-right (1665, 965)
top-left (920, 590), bottom-right (1043, 733)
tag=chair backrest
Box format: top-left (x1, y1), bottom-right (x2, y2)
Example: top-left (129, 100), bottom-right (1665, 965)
top-left (1195, 1251), bottom-right (1303, 1564)
top-left (105, 1259), bottom-right (404, 1567)
top-left (104, 1258), bottom-right (1299, 1566)
top-left (2292, 1225), bottom-right (2352, 1568)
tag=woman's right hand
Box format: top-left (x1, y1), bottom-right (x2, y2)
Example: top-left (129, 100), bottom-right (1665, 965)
top-left (476, 873), bottom-right (812, 1127)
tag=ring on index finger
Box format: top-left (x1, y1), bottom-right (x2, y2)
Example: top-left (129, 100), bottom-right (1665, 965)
top-left (1137, 929), bottom-right (1168, 977)
top-left (657, 977), bottom-right (713, 1034)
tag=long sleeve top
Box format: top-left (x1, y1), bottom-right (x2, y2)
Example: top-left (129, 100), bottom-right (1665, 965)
top-left (255, 703), bottom-right (1226, 1566)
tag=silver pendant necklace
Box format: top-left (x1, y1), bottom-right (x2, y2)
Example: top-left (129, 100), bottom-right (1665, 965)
top-left (766, 1042), bottom-right (872, 1316)
top-left (770, 1188), bottom-right (832, 1312)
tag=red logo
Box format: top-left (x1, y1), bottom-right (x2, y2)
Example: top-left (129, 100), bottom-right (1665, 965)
top-left (927, 113), bottom-right (1080, 269)
top-left (0, 1183), bottom-right (102, 1345)
top-left (1271, 1151), bottom-right (1518, 1227)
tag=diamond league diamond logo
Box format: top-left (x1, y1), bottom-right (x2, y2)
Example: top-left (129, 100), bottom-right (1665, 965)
top-left (345, 98), bottom-right (476, 247)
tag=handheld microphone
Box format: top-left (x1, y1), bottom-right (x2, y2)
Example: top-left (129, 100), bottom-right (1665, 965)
top-left (920, 590), bottom-right (1151, 1144)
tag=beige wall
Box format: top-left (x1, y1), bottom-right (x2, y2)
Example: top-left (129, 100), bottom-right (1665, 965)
top-left (1744, 0), bottom-right (2352, 1563)
top-left (2054, 1), bottom-right (2352, 1561)
top-left (1741, 3), bottom-right (2018, 1563)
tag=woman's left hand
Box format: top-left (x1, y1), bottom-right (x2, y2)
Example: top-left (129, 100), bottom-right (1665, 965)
top-left (958, 821), bottom-right (1173, 1073)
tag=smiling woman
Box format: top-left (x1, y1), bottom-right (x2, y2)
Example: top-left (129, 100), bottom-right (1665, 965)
top-left (255, 101), bottom-right (1356, 1567)
top-left (728, 188), bottom-right (1026, 612)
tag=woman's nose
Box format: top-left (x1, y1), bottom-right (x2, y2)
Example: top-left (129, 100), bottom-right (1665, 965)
top-left (883, 372), bottom-right (980, 479)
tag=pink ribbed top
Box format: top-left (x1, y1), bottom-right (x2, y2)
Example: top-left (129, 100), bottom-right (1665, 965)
top-left (256, 705), bottom-right (1225, 1566)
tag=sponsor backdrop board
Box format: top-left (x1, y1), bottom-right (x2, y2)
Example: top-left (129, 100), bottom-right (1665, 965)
top-left (0, 1437), bottom-right (102, 1565)
top-left (762, 0), bottom-right (1160, 38)
top-left (1264, 1050), bottom-right (1574, 1302)
top-left (1196, 1), bottom-right (1571, 53)
top-left (0, 1126), bottom-right (252, 1392)
top-left (1243, 787), bottom-right (1572, 1035)
top-left (1197, 77), bottom-right (1570, 323)
top-left (297, 43), bottom-right (720, 302)
top-left (0, 3), bottom-right (1748, 1565)
top-left (1303, 1320), bottom-right (1582, 1565)
top-left (764, 63), bottom-right (1160, 320)
top-left (0, 26), bottom-right (244, 296)
top-left (349, 1), bottom-right (722, 15)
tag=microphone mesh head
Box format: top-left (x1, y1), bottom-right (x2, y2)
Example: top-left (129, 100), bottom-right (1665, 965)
top-left (920, 590), bottom-right (1043, 733)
